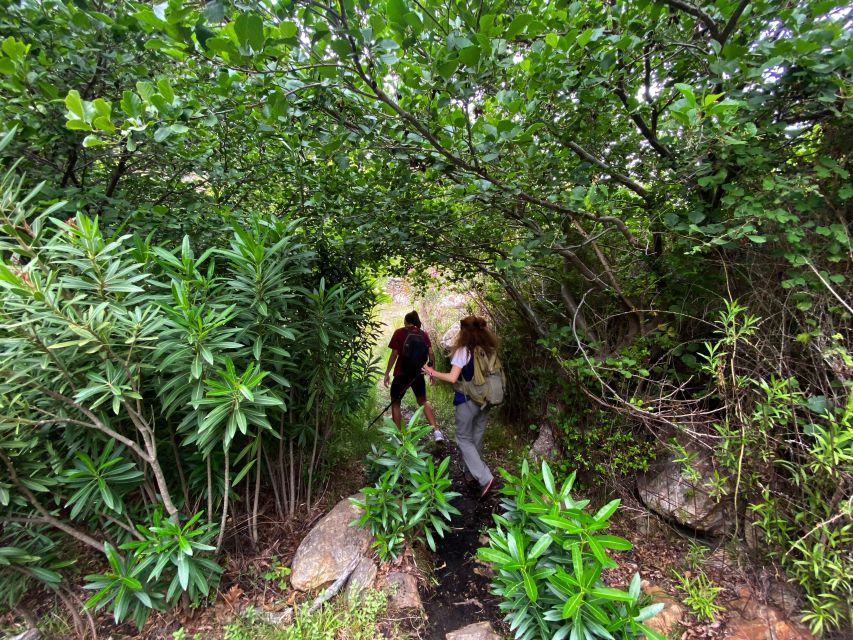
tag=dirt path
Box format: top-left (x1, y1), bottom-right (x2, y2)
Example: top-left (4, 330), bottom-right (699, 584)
top-left (419, 442), bottom-right (506, 638)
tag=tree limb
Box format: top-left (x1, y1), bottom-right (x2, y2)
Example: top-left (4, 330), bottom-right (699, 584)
top-left (564, 140), bottom-right (650, 199)
top-left (614, 84), bottom-right (672, 158)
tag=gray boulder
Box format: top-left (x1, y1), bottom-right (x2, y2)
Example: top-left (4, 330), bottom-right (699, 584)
top-left (290, 494), bottom-right (373, 591)
top-left (440, 323), bottom-right (460, 354)
top-left (638, 449), bottom-right (733, 535)
top-left (446, 621), bottom-right (502, 640)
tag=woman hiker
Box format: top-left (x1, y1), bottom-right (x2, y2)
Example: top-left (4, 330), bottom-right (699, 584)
top-left (423, 315), bottom-right (497, 498)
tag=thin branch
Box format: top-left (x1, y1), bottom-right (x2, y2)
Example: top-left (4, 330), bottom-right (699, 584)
top-left (806, 262), bottom-right (853, 315)
top-left (0, 450), bottom-right (103, 552)
top-left (658, 0), bottom-right (721, 41)
top-left (564, 141), bottom-right (650, 199)
top-left (719, 0), bottom-right (750, 46)
top-left (614, 84), bottom-right (672, 158)
top-left (31, 385), bottom-right (151, 462)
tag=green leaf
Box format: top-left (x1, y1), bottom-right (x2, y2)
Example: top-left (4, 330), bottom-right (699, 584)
top-left (528, 533), bottom-right (553, 560)
top-left (506, 14), bottom-right (532, 39)
top-left (65, 90), bottom-right (85, 119)
top-left (806, 395), bottom-right (828, 415)
top-left (330, 39), bottom-right (352, 59)
top-left (438, 58), bottom-right (459, 79)
top-left (562, 591), bottom-right (584, 618)
top-left (478, 548), bottom-right (513, 564)
top-left (522, 571), bottom-right (538, 603)
top-left (120, 91), bottom-right (143, 117)
top-left (576, 28), bottom-right (594, 47)
top-left (590, 586), bottom-right (633, 602)
top-left (176, 552), bottom-right (189, 590)
top-left (594, 533), bottom-right (631, 550)
top-left (459, 45), bottom-right (480, 66)
top-left (82, 135), bottom-right (106, 148)
top-left (156, 79), bottom-right (175, 104)
top-left (280, 21), bottom-right (298, 38)
top-left (234, 13), bottom-right (265, 52)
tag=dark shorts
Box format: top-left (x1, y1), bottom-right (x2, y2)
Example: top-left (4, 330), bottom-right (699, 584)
top-left (390, 374), bottom-right (426, 401)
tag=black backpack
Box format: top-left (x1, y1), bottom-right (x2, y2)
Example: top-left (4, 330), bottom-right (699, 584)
top-left (400, 328), bottom-right (429, 377)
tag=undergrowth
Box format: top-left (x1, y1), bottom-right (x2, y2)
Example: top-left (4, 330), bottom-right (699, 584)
top-left (222, 589), bottom-right (390, 640)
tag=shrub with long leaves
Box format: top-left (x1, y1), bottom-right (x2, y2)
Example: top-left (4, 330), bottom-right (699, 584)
top-left (352, 408), bottom-right (460, 560)
top-left (478, 461), bottom-right (665, 640)
top-left (0, 127), bottom-right (379, 628)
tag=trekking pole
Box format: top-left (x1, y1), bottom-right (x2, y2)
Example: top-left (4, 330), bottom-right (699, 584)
top-left (366, 376), bottom-right (418, 429)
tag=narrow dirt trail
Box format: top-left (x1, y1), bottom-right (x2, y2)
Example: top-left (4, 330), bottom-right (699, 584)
top-left (419, 443), bottom-right (506, 639)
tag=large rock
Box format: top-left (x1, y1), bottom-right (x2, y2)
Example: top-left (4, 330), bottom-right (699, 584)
top-left (446, 621), bottom-right (501, 640)
top-left (290, 494), bottom-right (373, 591)
top-left (637, 449), bottom-right (733, 535)
top-left (381, 571), bottom-right (422, 610)
top-left (439, 323), bottom-right (460, 354)
top-left (528, 423), bottom-right (558, 464)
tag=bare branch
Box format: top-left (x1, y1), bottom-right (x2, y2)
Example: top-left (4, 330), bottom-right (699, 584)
top-left (659, 0), bottom-right (721, 41)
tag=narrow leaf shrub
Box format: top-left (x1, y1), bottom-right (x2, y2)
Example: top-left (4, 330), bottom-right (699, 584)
top-left (479, 461), bottom-right (664, 640)
top-left (352, 408), bottom-right (460, 560)
top-left (0, 132), bottom-right (379, 627)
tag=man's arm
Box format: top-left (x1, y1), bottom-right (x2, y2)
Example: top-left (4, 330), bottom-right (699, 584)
top-left (384, 349), bottom-right (399, 387)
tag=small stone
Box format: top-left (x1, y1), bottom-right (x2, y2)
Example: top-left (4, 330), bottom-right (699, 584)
top-left (9, 631), bottom-right (41, 640)
top-left (642, 585), bottom-right (686, 638)
top-left (446, 621), bottom-right (501, 640)
top-left (290, 494), bottom-right (373, 591)
top-left (382, 571), bottom-right (421, 610)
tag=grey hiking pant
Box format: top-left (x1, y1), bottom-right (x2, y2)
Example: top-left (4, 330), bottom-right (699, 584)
top-left (455, 399), bottom-right (493, 487)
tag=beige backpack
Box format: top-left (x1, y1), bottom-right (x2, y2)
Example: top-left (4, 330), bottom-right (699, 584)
top-left (453, 347), bottom-right (505, 408)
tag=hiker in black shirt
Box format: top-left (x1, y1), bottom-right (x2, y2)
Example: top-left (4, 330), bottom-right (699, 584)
top-left (383, 311), bottom-right (445, 442)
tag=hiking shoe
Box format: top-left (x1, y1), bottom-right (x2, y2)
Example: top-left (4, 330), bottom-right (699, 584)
top-left (479, 477), bottom-right (494, 498)
top-left (433, 429), bottom-right (446, 443)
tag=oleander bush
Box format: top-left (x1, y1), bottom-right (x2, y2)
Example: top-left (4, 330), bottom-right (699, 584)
top-left (0, 129), bottom-right (379, 627)
top-left (353, 408), bottom-right (459, 560)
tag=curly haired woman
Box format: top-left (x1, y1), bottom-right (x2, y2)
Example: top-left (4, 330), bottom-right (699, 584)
top-left (423, 315), bottom-right (498, 498)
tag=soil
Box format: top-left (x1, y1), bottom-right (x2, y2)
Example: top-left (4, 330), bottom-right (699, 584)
top-left (419, 440), bottom-right (507, 639)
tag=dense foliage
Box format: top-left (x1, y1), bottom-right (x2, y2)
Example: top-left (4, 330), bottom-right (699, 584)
top-left (0, 127), bottom-right (379, 628)
top-left (479, 461), bottom-right (665, 640)
top-left (1, 0), bottom-right (850, 636)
